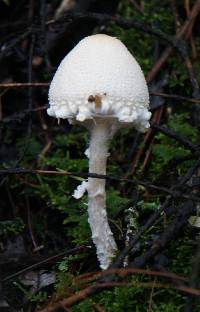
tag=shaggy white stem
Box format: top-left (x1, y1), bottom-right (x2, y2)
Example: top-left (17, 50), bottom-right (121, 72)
top-left (88, 119), bottom-right (118, 269)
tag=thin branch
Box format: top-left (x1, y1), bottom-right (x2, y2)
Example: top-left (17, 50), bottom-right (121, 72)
top-left (48, 13), bottom-right (175, 47)
top-left (0, 82), bottom-right (49, 88)
top-left (0, 93), bottom-right (200, 125)
top-left (2, 245), bottom-right (90, 283)
top-left (0, 105), bottom-right (48, 123)
top-left (0, 167), bottom-right (200, 201)
top-left (114, 157), bottom-right (200, 267)
top-left (0, 83), bottom-right (199, 104)
top-left (38, 280), bottom-right (200, 312)
top-left (150, 122), bottom-right (199, 152)
top-left (129, 200), bottom-right (195, 268)
top-left (26, 195), bottom-right (42, 252)
top-left (150, 92), bottom-right (200, 104)
top-left (75, 268), bottom-right (189, 284)
top-left (0, 29), bottom-right (32, 61)
top-left (147, 0), bottom-right (200, 83)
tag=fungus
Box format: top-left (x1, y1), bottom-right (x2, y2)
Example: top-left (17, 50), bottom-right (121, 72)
top-left (47, 34), bottom-right (151, 269)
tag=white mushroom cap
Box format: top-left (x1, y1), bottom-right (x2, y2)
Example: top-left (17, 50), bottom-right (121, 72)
top-left (48, 34), bottom-right (151, 131)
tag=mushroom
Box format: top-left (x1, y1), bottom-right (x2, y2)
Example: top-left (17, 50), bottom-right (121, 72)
top-left (47, 34), bottom-right (151, 269)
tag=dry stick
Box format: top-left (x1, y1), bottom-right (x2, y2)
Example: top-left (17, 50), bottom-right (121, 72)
top-left (129, 0), bottom-right (144, 14)
top-left (48, 13), bottom-right (175, 45)
top-left (0, 29), bottom-right (32, 61)
top-left (35, 207), bottom-right (200, 311)
top-left (1, 160), bottom-right (200, 295)
top-left (113, 157), bottom-right (200, 268)
top-left (150, 92), bottom-right (200, 104)
top-left (123, 108), bottom-right (158, 178)
top-left (147, 0), bottom-right (200, 82)
top-left (184, 3), bottom-right (196, 40)
top-left (147, 278), bottom-right (156, 312)
top-left (184, 0), bottom-right (197, 60)
top-left (1, 92), bottom-right (200, 124)
top-left (140, 106), bottom-right (164, 176)
top-left (0, 82), bottom-right (200, 103)
top-left (2, 92), bottom-right (200, 125)
top-left (0, 117), bottom-right (200, 191)
top-left (147, 47), bottom-right (172, 82)
top-left (128, 1), bottom-right (200, 176)
top-left (17, 29), bottom-right (36, 170)
top-left (1, 168), bottom-right (200, 202)
top-left (50, 10), bottom-right (198, 52)
top-left (28, 2), bottom-right (49, 139)
top-left (2, 245), bottom-right (89, 283)
top-left (150, 122), bottom-right (199, 152)
top-left (86, 203), bottom-right (195, 310)
top-left (137, 45), bottom-right (168, 174)
top-left (0, 11), bottom-right (177, 64)
top-left (139, 0), bottom-right (199, 227)
top-left (0, 82), bottom-right (49, 88)
top-left (26, 195), bottom-right (42, 252)
top-left (0, 7), bottom-right (181, 60)
top-left (0, 105), bottom-right (48, 123)
top-left (1, 2), bottom-right (199, 83)
top-left (183, 17), bottom-right (200, 302)
top-left (38, 281), bottom-right (200, 312)
top-left (92, 301), bottom-right (106, 312)
top-left (113, 197), bottom-right (171, 268)
top-left (0, 122), bottom-right (199, 201)
top-left (5, 182), bottom-right (17, 217)
top-left (75, 268), bottom-right (188, 284)
top-left (171, 0), bottom-right (181, 33)
top-left (37, 267), bottom-right (196, 311)
top-left (27, 32), bottom-right (35, 135)
top-left (122, 151), bottom-right (200, 266)
top-left (39, 0), bottom-right (52, 70)
top-left (181, 48), bottom-right (199, 98)
top-left (129, 200), bottom-right (195, 268)
top-left (147, 1), bottom-right (200, 171)
top-left (134, 0), bottom-right (200, 177)
top-left (184, 0), bottom-right (190, 18)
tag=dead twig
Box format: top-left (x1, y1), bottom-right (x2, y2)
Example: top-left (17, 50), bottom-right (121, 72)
top-left (75, 268), bottom-right (189, 285)
top-left (0, 82), bottom-right (49, 88)
top-left (129, 200), bottom-right (195, 268)
top-left (2, 245), bottom-right (90, 283)
top-left (150, 122), bottom-right (199, 152)
top-left (0, 167), bottom-right (200, 201)
top-left (26, 195), bottom-right (42, 252)
top-left (147, 0), bottom-right (200, 82)
top-left (38, 280), bottom-right (200, 311)
top-left (114, 157), bottom-right (200, 267)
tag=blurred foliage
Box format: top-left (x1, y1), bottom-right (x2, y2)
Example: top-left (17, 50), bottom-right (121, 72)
top-left (1, 0), bottom-right (10, 5)
top-left (55, 255), bottom-right (76, 298)
top-left (0, 218), bottom-right (25, 236)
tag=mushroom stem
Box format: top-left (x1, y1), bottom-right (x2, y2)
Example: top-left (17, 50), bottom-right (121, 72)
top-left (88, 118), bottom-right (118, 269)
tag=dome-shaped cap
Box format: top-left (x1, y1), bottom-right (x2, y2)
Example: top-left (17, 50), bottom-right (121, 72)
top-left (47, 34), bottom-right (151, 131)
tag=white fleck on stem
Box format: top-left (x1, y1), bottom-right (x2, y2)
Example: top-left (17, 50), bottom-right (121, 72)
top-left (88, 119), bottom-right (118, 270)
